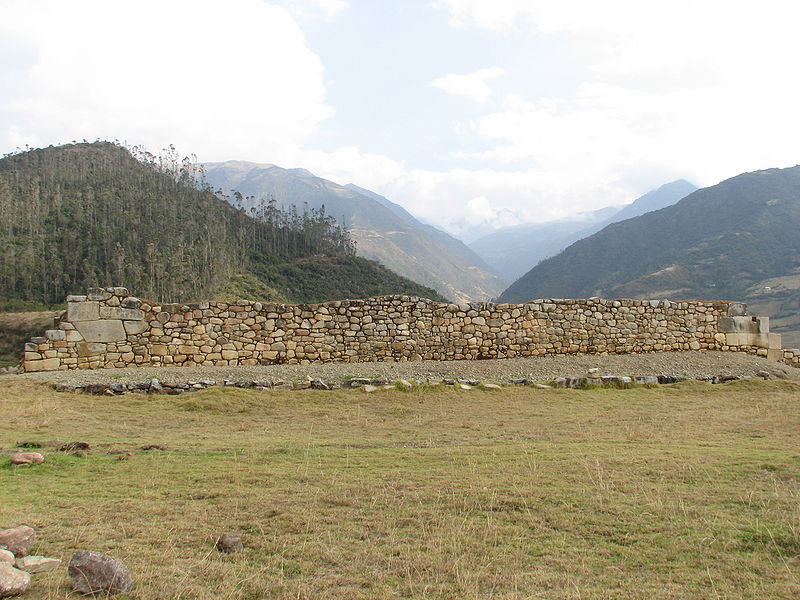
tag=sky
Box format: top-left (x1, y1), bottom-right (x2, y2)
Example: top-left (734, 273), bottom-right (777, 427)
top-left (1, 0), bottom-right (800, 240)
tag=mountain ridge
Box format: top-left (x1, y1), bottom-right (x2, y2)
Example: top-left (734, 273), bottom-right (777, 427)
top-left (469, 180), bottom-right (697, 281)
top-left (497, 165), bottom-right (800, 345)
top-left (203, 161), bottom-right (507, 302)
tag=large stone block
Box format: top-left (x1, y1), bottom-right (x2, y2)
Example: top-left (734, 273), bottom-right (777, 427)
top-left (756, 316), bottom-right (770, 333)
top-left (65, 330), bottom-right (84, 342)
top-left (99, 307), bottom-right (145, 320)
top-left (123, 320), bottom-right (149, 335)
top-left (77, 342), bottom-right (107, 357)
top-left (24, 358), bottom-right (61, 372)
top-left (769, 332), bottom-right (782, 349)
top-left (75, 320), bottom-right (126, 343)
top-left (717, 316), bottom-right (759, 334)
top-left (67, 301), bottom-right (99, 322)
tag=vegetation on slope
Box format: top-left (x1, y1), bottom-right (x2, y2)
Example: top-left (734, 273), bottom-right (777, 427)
top-left (0, 142), bottom-right (445, 305)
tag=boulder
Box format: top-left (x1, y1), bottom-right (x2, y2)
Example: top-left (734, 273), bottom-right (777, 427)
top-left (0, 551), bottom-right (13, 565)
top-left (10, 453), bottom-right (43, 466)
top-left (0, 562), bottom-right (30, 598)
top-left (15, 556), bottom-right (61, 574)
top-left (68, 550), bottom-right (133, 595)
top-left (0, 527), bottom-right (35, 557)
top-left (216, 533), bottom-right (243, 553)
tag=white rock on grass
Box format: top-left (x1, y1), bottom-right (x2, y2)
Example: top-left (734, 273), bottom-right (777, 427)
top-left (0, 562), bottom-right (31, 598)
top-left (15, 556), bottom-right (62, 574)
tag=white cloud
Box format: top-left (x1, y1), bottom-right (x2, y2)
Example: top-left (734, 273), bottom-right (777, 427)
top-left (0, 0), bottom-right (334, 163)
top-left (282, 0), bottom-right (349, 20)
top-left (424, 0), bottom-right (800, 226)
top-left (430, 67), bottom-right (505, 104)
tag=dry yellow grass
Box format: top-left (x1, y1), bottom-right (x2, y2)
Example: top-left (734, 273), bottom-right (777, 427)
top-left (1, 378), bottom-right (799, 599)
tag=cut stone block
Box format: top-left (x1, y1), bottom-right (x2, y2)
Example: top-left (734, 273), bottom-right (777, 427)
top-left (727, 302), bottom-right (747, 316)
top-left (769, 332), bottom-right (782, 349)
top-left (45, 329), bottom-right (65, 341)
top-left (77, 342), bottom-right (107, 357)
top-left (768, 348), bottom-right (784, 362)
top-left (75, 320), bottom-right (126, 343)
top-left (718, 316), bottom-right (759, 334)
top-left (123, 320), bottom-right (149, 335)
top-left (99, 307), bottom-right (144, 320)
top-left (24, 358), bottom-right (60, 372)
top-left (66, 295), bottom-right (87, 303)
top-left (756, 316), bottom-right (770, 333)
top-left (67, 301), bottom-right (99, 322)
top-left (65, 330), bottom-right (84, 342)
top-left (87, 288), bottom-right (112, 301)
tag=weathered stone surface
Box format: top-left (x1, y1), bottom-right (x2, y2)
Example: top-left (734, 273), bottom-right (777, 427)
top-left (75, 320), bottom-right (126, 343)
top-left (216, 533), bottom-right (243, 553)
top-left (0, 526), bottom-right (35, 557)
top-left (99, 306), bottom-right (144, 321)
top-left (0, 562), bottom-right (30, 598)
top-left (0, 551), bottom-right (13, 565)
top-left (123, 320), bottom-right (148, 335)
top-left (87, 288), bottom-right (112, 301)
top-left (22, 358), bottom-right (60, 372)
top-left (15, 556), bottom-right (61, 574)
top-left (45, 329), bottom-right (65, 341)
top-left (76, 342), bottom-right (107, 357)
top-left (121, 297), bottom-right (142, 309)
top-left (10, 453), bottom-right (44, 466)
top-left (68, 550), bottom-right (133, 595)
top-left (718, 316), bottom-right (760, 334)
top-left (67, 301), bottom-right (100, 322)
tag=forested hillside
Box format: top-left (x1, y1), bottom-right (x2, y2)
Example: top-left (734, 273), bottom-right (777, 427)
top-left (0, 142), bottom-right (445, 305)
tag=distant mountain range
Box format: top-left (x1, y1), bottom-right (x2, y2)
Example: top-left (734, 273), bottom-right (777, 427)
top-left (203, 161), bottom-right (506, 302)
top-left (470, 180), bottom-right (697, 281)
top-left (498, 166), bottom-right (800, 346)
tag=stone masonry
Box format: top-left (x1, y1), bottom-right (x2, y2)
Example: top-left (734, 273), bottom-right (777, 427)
top-left (21, 287), bottom-right (791, 372)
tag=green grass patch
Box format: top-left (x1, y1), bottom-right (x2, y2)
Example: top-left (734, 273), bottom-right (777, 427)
top-left (1, 379), bottom-right (799, 599)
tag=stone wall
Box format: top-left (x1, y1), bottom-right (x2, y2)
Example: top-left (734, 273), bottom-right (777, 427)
top-left (21, 287), bottom-right (789, 372)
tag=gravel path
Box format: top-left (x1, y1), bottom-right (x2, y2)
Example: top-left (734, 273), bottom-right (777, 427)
top-left (7, 351), bottom-right (798, 386)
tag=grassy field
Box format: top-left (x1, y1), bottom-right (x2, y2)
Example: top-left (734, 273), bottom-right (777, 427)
top-left (1, 378), bottom-right (799, 599)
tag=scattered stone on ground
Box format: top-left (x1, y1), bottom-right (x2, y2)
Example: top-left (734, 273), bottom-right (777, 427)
top-left (0, 562), bottom-right (30, 598)
top-left (14, 556), bottom-right (61, 574)
top-left (13, 351), bottom-right (797, 394)
top-left (0, 527), bottom-right (35, 558)
top-left (68, 550), bottom-right (133, 596)
top-left (362, 385), bottom-right (379, 393)
top-left (0, 551), bottom-right (12, 565)
top-left (216, 533), bottom-right (243, 553)
top-left (59, 442), bottom-right (90, 453)
top-left (9, 453), bottom-right (43, 466)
